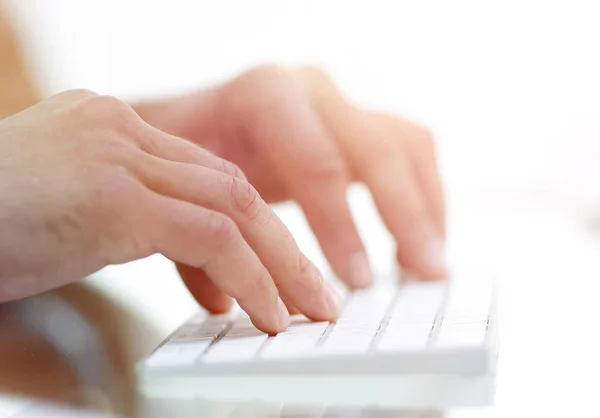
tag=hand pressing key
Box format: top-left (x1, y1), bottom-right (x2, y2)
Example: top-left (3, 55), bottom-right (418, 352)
top-left (0, 89), bottom-right (342, 334)
top-left (135, 65), bottom-right (448, 312)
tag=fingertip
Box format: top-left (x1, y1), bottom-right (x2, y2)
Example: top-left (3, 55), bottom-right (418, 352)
top-left (276, 297), bottom-right (291, 329)
top-left (278, 257), bottom-right (346, 323)
top-left (397, 236), bottom-right (449, 281)
top-left (343, 251), bottom-right (374, 289)
top-left (423, 237), bottom-right (449, 278)
top-left (244, 297), bottom-right (291, 335)
top-left (291, 282), bottom-right (343, 323)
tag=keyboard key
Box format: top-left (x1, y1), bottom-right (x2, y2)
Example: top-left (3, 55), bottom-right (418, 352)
top-left (203, 317), bottom-right (269, 362)
top-left (317, 285), bottom-right (395, 354)
top-left (441, 315), bottom-right (488, 325)
top-left (281, 315), bottom-right (330, 336)
top-left (319, 333), bottom-right (374, 354)
top-left (262, 334), bottom-right (320, 359)
top-left (444, 281), bottom-right (493, 318)
top-left (378, 324), bottom-right (433, 351)
top-left (341, 285), bottom-right (395, 321)
top-left (172, 314), bottom-right (230, 341)
top-left (389, 282), bottom-right (446, 324)
top-left (333, 322), bottom-right (380, 333)
top-left (204, 334), bottom-right (268, 363)
top-left (433, 323), bottom-right (487, 348)
top-left (146, 340), bottom-right (210, 367)
top-left (260, 315), bottom-right (329, 359)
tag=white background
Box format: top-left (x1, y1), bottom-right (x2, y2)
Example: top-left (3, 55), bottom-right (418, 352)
top-left (5, 1), bottom-right (600, 417)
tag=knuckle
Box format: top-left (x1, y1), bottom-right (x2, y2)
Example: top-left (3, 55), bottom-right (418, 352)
top-left (368, 137), bottom-right (398, 162)
top-left (136, 131), bottom-right (165, 155)
top-left (302, 152), bottom-right (347, 181)
top-left (219, 158), bottom-right (247, 181)
top-left (204, 212), bottom-right (237, 247)
top-left (416, 126), bottom-right (436, 150)
top-left (297, 254), bottom-right (313, 278)
top-left (52, 88), bottom-right (98, 102)
top-left (394, 117), bottom-right (435, 150)
top-left (297, 65), bottom-right (332, 85)
top-left (244, 64), bottom-right (289, 86)
top-left (296, 255), bottom-right (323, 290)
top-left (222, 64), bottom-right (292, 115)
top-left (76, 94), bottom-right (138, 128)
top-left (228, 177), bottom-right (264, 222)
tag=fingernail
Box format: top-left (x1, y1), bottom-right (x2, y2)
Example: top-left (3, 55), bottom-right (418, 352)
top-left (425, 237), bottom-right (448, 278)
top-left (276, 297), bottom-right (291, 329)
top-left (324, 282), bottom-right (343, 316)
top-left (347, 252), bottom-right (373, 288)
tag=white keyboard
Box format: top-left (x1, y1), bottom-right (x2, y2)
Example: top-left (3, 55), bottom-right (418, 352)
top-left (138, 277), bottom-right (498, 409)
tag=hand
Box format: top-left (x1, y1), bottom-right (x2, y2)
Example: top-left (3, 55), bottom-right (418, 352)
top-left (0, 89), bottom-right (342, 333)
top-left (136, 65), bottom-right (447, 296)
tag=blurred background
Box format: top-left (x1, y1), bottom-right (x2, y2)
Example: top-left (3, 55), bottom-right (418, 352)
top-left (2, 1), bottom-right (600, 417)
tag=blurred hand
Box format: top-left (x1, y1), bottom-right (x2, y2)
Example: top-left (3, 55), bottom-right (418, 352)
top-left (136, 65), bottom-right (447, 305)
top-left (0, 89), bottom-right (343, 333)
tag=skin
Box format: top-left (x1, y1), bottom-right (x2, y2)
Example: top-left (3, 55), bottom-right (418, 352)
top-left (0, 65), bottom-right (446, 334)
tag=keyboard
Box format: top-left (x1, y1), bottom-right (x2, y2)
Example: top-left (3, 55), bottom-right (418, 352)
top-left (137, 275), bottom-right (498, 409)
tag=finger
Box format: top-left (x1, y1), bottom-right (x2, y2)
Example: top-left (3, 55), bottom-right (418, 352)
top-left (364, 146), bottom-right (447, 279)
top-left (141, 192), bottom-right (289, 333)
top-left (180, 262), bottom-right (299, 315)
top-left (301, 69), bottom-right (446, 279)
top-left (281, 297), bottom-right (301, 315)
top-left (336, 118), bottom-right (446, 278)
top-left (134, 154), bottom-right (342, 321)
top-left (176, 264), bottom-right (233, 314)
top-left (135, 124), bottom-right (248, 181)
top-left (374, 114), bottom-right (446, 237)
top-left (232, 68), bottom-right (372, 289)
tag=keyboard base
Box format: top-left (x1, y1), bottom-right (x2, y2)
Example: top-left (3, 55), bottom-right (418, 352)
top-left (138, 373), bottom-right (496, 409)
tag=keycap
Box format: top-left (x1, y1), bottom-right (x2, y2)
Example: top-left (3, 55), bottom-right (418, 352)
top-left (171, 314), bottom-right (230, 341)
top-left (203, 315), bottom-right (269, 363)
top-left (280, 316), bottom-right (330, 336)
top-left (318, 332), bottom-right (375, 354)
top-left (377, 323), bottom-right (433, 351)
top-left (341, 284), bottom-right (396, 321)
top-left (261, 316), bottom-right (329, 359)
top-left (146, 340), bottom-right (210, 367)
top-left (433, 323), bottom-right (488, 349)
top-left (389, 282), bottom-right (446, 324)
top-left (441, 315), bottom-right (488, 325)
top-left (261, 334), bottom-right (321, 359)
top-left (444, 280), bottom-right (493, 318)
top-left (318, 285), bottom-right (394, 354)
top-left (203, 334), bottom-right (268, 363)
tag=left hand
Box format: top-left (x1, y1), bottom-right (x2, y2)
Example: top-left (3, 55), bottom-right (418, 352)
top-left (135, 65), bottom-right (446, 306)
